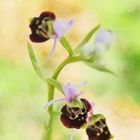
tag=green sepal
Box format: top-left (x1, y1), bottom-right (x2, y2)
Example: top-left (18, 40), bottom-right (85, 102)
top-left (47, 78), bottom-right (64, 95)
top-left (60, 36), bottom-right (73, 56)
top-left (68, 98), bottom-right (83, 109)
top-left (27, 42), bottom-right (45, 81)
top-left (74, 24), bottom-right (100, 54)
top-left (86, 62), bottom-right (116, 76)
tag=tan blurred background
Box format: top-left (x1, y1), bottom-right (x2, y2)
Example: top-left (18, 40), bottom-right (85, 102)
top-left (0, 0), bottom-right (140, 140)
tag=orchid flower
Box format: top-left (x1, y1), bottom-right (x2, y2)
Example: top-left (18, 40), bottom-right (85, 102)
top-left (60, 98), bottom-right (92, 129)
top-left (86, 114), bottom-right (112, 140)
top-left (44, 82), bottom-right (94, 140)
top-left (29, 11), bottom-right (74, 59)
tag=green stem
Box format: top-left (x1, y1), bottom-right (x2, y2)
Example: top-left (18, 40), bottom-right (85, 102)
top-left (45, 55), bottom-right (84, 140)
top-left (60, 37), bottom-right (73, 56)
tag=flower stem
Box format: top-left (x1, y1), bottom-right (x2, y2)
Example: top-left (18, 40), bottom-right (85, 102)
top-left (44, 55), bottom-right (84, 140)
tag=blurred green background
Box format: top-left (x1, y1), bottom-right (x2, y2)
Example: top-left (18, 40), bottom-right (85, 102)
top-left (0, 0), bottom-right (140, 140)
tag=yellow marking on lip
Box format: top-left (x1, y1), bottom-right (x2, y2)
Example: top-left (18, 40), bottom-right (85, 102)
top-left (36, 30), bottom-right (48, 38)
top-left (96, 132), bottom-right (100, 136)
top-left (36, 20), bottom-right (39, 25)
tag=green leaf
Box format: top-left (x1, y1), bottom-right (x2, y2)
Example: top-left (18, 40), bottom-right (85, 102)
top-left (27, 42), bottom-right (45, 81)
top-left (47, 78), bottom-right (64, 94)
top-left (74, 24), bottom-right (100, 54)
top-left (60, 37), bottom-right (73, 56)
top-left (86, 62), bottom-right (116, 76)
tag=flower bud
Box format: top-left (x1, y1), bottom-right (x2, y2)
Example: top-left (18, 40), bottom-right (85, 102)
top-left (81, 29), bottom-right (115, 59)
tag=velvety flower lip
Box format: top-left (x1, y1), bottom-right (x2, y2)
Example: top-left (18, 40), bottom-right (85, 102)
top-left (86, 115), bottom-right (112, 140)
top-left (60, 98), bottom-right (92, 129)
top-left (29, 11), bottom-right (56, 43)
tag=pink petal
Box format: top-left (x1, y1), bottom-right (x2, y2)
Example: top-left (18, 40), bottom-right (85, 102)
top-left (47, 37), bottom-right (57, 60)
top-left (63, 82), bottom-right (88, 102)
top-left (53, 18), bottom-right (74, 39)
top-left (63, 83), bottom-right (76, 97)
top-left (44, 98), bottom-right (64, 110)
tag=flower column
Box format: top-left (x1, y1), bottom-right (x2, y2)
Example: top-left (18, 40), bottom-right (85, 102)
top-left (28, 11), bottom-right (114, 140)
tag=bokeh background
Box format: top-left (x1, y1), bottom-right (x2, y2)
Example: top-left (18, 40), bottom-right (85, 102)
top-left (0, 0), bottom-right (140, 140)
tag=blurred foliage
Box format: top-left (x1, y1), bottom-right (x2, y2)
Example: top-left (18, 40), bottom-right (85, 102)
top-left (83, 0), bottom-right (140, 104)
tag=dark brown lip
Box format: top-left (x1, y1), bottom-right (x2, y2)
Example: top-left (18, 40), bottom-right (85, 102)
top-left (29, 11), bottom-right (55, 43)
top-left (60, 98), bottom-right (92, 129)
